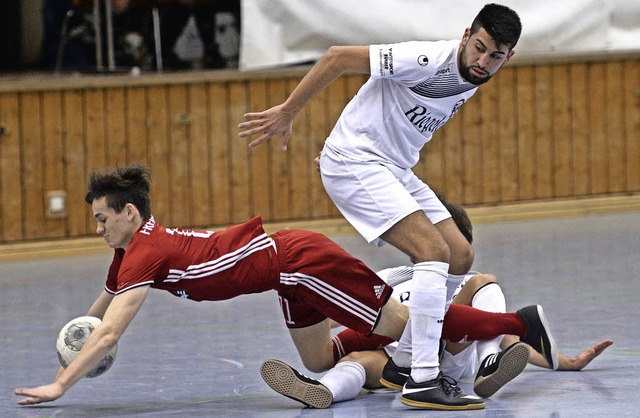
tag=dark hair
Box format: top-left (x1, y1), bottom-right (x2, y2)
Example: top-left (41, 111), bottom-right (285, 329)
top-left (436, 193), bottom-right (473, 244)
top-left (470, 3), bottom-right (522, 50)
top-left (84, 165), bottom-right (152, 220)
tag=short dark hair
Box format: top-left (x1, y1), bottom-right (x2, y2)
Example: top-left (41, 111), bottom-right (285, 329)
top-left (84, 165), bottom-right (152, 220)
top-left (436, 193), bottom-right (473, 244)
top-left (470, 3), bottom-right (522, 50)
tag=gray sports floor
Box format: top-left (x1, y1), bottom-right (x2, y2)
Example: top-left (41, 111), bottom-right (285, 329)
top-left (2, 210), bottom-right (639, 417)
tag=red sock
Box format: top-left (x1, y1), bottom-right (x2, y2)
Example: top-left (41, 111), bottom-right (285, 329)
top-left (332, 329), bottom-right (395, 363)
top-left (442, 303), bottom-right (526, 343)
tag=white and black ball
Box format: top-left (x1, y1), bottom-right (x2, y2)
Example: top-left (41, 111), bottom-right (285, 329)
top-left (56, 316), bottom-right (117, 378)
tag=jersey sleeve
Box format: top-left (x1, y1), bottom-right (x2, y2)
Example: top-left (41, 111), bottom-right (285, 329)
top-left (369, 40), bottom-right (454, 86)
top-left (114, 243), bottom-right (170, 294)
top-left (105, 249), bottom-right (124, 294)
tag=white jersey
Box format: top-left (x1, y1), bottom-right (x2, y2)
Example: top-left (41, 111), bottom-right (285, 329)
top-left (325, 40), bottom-right (478, 169)
top-left (377, 267), bottom-right (479, 380)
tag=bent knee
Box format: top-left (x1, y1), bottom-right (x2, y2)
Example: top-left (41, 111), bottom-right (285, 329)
top-left (472, 273), bottom-right (499, 286)
top-left (449, 242), bottom-right (474, 274)
top-left (301, 357), bottom-right (334, 373)
top-left (410, 240), bottom-right (451, 264)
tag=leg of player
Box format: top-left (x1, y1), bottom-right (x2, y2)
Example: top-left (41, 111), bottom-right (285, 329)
top-left (434, 217), bottom-right (475, 308)
top-left (261, 349), bottom-right (389, 409)
top-left (449, 273), bottom-right (529, 398)
top-left (288, 319), bottom-right (335, 373)
top-left (380, 211), bottom-right (484, 410)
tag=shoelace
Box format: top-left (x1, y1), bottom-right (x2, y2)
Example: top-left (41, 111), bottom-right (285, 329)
top-left (440, 375), bottom-right (463, 396)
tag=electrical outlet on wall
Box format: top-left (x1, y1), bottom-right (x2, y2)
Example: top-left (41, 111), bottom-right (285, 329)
top-left (46, 190), bottom-right (67, 219)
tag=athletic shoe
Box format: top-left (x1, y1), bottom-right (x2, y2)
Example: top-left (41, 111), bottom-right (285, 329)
top-left (516, 305), bottom-right (559, 370)
top-left (260, 359), bottom-right (333, 409)
top-left (379, 357), bottom-right (411, 391)
top-left (401, 372), bottom-right (486, 410)
top-left (474, 342), bottom-right (530, 398)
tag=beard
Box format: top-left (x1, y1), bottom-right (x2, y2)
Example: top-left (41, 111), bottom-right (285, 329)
top-left (459, 44), bottom-right (494, 86)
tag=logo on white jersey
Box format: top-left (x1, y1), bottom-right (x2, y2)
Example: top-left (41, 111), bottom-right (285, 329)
top-left (374, 284), bottom-right (386, 299)
top-left (417, 55), bottom-right (429, 67)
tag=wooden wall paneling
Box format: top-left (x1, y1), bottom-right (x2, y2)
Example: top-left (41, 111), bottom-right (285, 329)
top-left (187, 83), bottom-right (211, 227)
top-left (0, 93), bottom-right (23, 240)
top-left (245, 80), bottom-right (271, 220)
top-left (208, 83), bottom-right (231, 226)
top-left (267, 79), bottom-right (291, 221)
top-left (624, 60), bottom-right (640, 191)
top-left (146, 86), bottom-right (170, 225)
top-left (308, 83), bottom-right (332, 218)
top-left (125, 87), bottom-right (149, 166)
top-left (105, 88), bottom-right (127, 166)
top-left (460, 90), bottom-right (484, 204)
top-left (588, 62), bottom-right (608, 194)
top-left (479, 81), bottom-right (501, 203)
top-left (551, 65), bottom-right (573, 197)
top-left (497, 67), bottom-right (519, 202)
top-left (83, 89), bottom-right (107, 233)
top-left (289, 77), bottom-right (313, 219)
top-left (534, 66), bottom-right (554, 199)
top-left (167, 85), bottom-right (191, 226)
top-left (570, 63), bottom-right (591, 196)
top-left (515, 66), bottom-right (537, 200)
top-left (62, 89), bottom-right (88, 236)
top-left (605, 62), bottom-right (627, 193)
top-left (42, 91), bottom-right (66, 238)
top-left (20, 92), bottom-right (45, 239)
top-left (227, 83), bottom-right (251, 224)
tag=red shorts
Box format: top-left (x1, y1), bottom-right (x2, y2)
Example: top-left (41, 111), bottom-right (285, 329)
top-left (271, 229), bottom-right (392, 335)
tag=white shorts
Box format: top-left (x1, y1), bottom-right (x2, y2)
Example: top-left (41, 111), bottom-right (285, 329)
top-left (382, 341), bottom-right (478, 381)
top-left (439, 343), bottom-right (479, 381)
top-left (320, 145), bottom-right (451, 247)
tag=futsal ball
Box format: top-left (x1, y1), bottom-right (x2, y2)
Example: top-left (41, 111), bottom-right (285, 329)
top-left (56, 316), bottom-right (118, 378)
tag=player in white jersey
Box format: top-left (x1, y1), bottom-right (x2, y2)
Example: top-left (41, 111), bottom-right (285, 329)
top-left (239, 4), bottom-right (523, 409)
top-left (260, 268), bottom-right (613, 408)
top-left (259, 197), bottom-right (613, 408)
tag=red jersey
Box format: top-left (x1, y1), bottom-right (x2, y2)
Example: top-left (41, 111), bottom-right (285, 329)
top-left (106, 216), bottom-right (280, 301)
top-left (106, 216), bottom-right (392, 335)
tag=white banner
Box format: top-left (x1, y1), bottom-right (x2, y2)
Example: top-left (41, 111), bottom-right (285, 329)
top-left (240, 0), bottom-right (640, 71)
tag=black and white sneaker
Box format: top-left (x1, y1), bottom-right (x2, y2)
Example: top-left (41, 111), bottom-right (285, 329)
top-left (516, 305), bottom-right (559, 370)
top-left (401, 372), bottom-right (486, 410)
top-left (260, 359), bottom-right (333, 409)
top-left (380, 357), bottom-right (411, 391)
top-left (474, 342), bottom-right (530, 398)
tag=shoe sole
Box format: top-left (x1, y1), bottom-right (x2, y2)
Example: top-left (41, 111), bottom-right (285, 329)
top-left (474, 342), bottom-right (530, 398)
top-left (379, 377), bottom-right (404, 391)
top-left (400, 396), bottom-right (486, 410)
top-left (535, 305), bottom-right (559, 370)
top-left (260, 359), bottom-right (333, 409)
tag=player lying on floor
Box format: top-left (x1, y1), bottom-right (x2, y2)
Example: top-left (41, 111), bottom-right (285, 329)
top-left (261, 270), bottom-right (612, 408)
top-left (14, 165), bottom-right (551, 409)
top-left (259, 199), bottom-right (613, 408)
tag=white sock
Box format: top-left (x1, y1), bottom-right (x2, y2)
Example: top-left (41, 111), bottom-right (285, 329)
top-left (409, 261), bottom-right (448, 383)
top-left (319, 361), bottom-right (366, 403)
top-left (472, 283), bottom-right (507, 362)
top-left (392, 317), bottom-right (412, 367)
top-left (445, 273), bottom-right (466, 311)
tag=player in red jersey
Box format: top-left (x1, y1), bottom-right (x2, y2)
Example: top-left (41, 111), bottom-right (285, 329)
top-left (16, 165), bottom-right (550, 407)
top-left (15, 164), bottom-right (404, 405)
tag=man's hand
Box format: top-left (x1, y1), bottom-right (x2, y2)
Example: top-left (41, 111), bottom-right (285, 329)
top-left (15, 382), bottom-right (65, 406)
top-left (557, 339), bottom-right (613, 371)
top-left (238, 104), bottom-right (295, 151)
